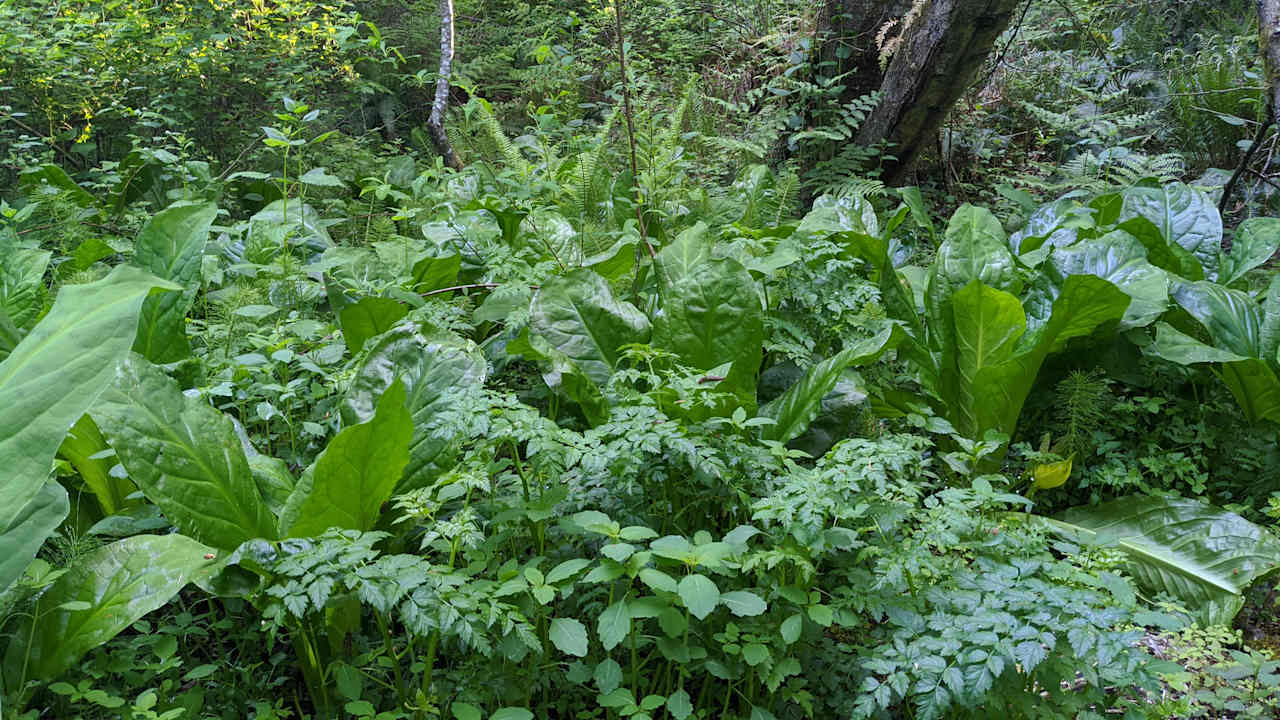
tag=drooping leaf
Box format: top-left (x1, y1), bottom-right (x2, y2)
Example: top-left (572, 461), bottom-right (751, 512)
top-left (1146, 323), bottom-right (1250, 365)
top-left (530, 269), bottom-right (650, 387)
top-left (0, 248), bottom-right (51, 331)
top-left (0, 265), bottom-right (177, 591)
top-left (285, 381), bottom-right (412, 537)
top-left (343, 324), bottom-right (486, 492)
top-left (1220, 217), bottom-right (1280, 286)
top-left (58, 414), bottom-right (135, 516)
top-left (1219, 359), bottom-right (1280, 426)
top-left (19, 163), bottom-right (97, 207)
top-left (653, 257), bottom-right (763, 409)
top-left (95, 355), bottom-right (278, 549)
top-left (1117, 216), bottom-right (1204, 281)
top-left (1119, 183), bottom-right (1222, 281)
top-left (1047, 496), bottom-right (1280, 626)
top-left (0, 482), bottom-right (69, 601)
top-left (654, 223), bottom-right (712, 285)
top-left (2, 534), bottom-right (220, 686)
top-left (794, 194), bottom-right (878, 240)
top-left (759, 326), bottom-right (897, 442)
top-left (130, 202), bottom-right (218, 363)
top-left (339, 297), bottom-right (408, 354)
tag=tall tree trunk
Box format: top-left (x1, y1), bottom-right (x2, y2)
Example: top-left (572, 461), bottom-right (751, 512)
top-left (854, 0), bottom-right (1022, 184)
top-left (816, 0), bottom-right (907, 103)
top-left (428, 0), bottom-right (463, 170)
top-left (1261, 0), bottom-right (1280, 124)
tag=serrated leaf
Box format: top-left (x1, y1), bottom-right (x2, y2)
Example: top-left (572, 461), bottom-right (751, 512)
top-left (678, 574), bottom-right (720, 620)
top-left (594, 658), bottom-right (623, 694)
top-left (597, 600), bottom-right (631, 651)
top-left (666, 689), bottom-right (693, 720)
top-left (549, 617), bottom-right (589, 657)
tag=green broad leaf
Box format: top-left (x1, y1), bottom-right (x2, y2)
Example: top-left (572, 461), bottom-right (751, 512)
top-left (720, 590), bottom-right (767, 617)
top-left (653, 256), bottom-right (763, 410)
top-left (582, 236), bottom-right (638, 281)
top-left (0, 248), bottom-right (51, 330)
top-left (298, 167), bottom-right (345, 188)
top-left (948, 275), bottom-right (1128, 443)
top-left (926, 205), bottom-right (1019, 343)
top-left (248, 455), bottom-right (296, 517)
top-left (451, 702), bottom-right (482, 720)
top-left (489, 710), bottom-right (533, 720)
top-left (1119, 183), bottom-right (1222, 281)
top-left (940, 281), bottom-right (1027, 441)
top-left (1220, 217), bottom-right (1280, 286)
top-left (545, 559), bottom-right (592, 585)
top-left (678, 573), bottom-right (720, 620)
top-left (795, 194), bottom-right (879, 240)
top-left (2, 534), bottom-right (221, 686)
top-left (1170, 281), bottom-right (1263, 359)
top-left (507, 328), bottom-right (609, 426)
top-left (58, 414), bottom-right (135, 516)
top-left (1041, 229), bottom-right (1168, 329)
top-left (1219, 358), bottom-right (1280, 426)
top-left (1117, 216), bottom-right (1204, 280)
top-left (597, 599), bottom-right (631, 651)
top-left (1047, 496), bottom-right (1280, 626)
top-left (1146, 322), bottom-right (1250, 365)
top-left (1259, 275), bottom-right (1280, 363)
top-left (780, 613), bottom-right (803, 644)
top-left (339, 297), bottom-right (408, 354)
top-left (759, 325), bottom-right (897, 442)
top-left (130, 202), bottom-right (218, 363)
top-left (68, 238), bottom-right (117, 274)
top-left (0, 308), bottom-right (22, 362)
top-left (19, 163), bottom-right (97, 207)
top-left (549, 617), bottom-right (589, 657)
top-left (654, 222), bottom-right (713, 285)
top-left (95, 355), bottom-right (278, 549)
top-left (0, 265), bottom-right (177, 592)
top-left (899, 186), bottom-right (936, 240)
top-left (344, 323), bottom-right (486, 492)
top-left (411, 253), bottom-right (461, 294)
top-left (530, 269), bottom-right (650, 386)
top-left (594, 658), bottom-right (623, 694)
top-left (286, 381), bottom-right (412, 536)
top-left (667, 689), bottom-right (694, 720)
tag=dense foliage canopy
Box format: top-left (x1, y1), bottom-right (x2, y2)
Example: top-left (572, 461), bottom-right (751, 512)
top-left (2, 1), bottom-right (1280, 719)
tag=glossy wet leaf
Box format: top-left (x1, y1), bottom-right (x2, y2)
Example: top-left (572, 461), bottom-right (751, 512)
top-left (653, 257), bottom-right (763, 409)
top-left (131, 202), bottom-right (218, 363)
top-left (96, 355), bottom-right (278, 549)
top-left (1048, 496), bottom-right (1280, 626)
top-left (339, 296), bottom-right (408, 354)
top-left (286, 381), bottom-right (411, 536)
top-left (344, 323), bottom-right (486, 492)
top-left (1119, 183), bottom-right (1221, 281)
top-left (2, 534), bottom-right (220, 685)
top-left (530, 269), bottom-right (650, 386)
top-left (1220, 217), bottom-right (1280, 286)
top-left (927, 205), bottom-right (1018, 340)
top-left (0, 265), bottom-right (177, 591)
top-left (1040, 230), bottom-right (1167, 329)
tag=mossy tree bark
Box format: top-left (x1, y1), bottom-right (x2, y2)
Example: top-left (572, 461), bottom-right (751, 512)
top-left (815, 0), bottom-right (1022, 185)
